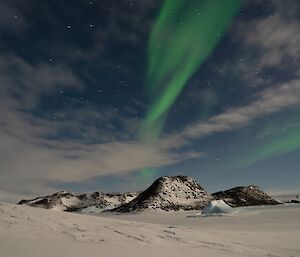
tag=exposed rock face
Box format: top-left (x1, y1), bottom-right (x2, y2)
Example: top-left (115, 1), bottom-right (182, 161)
top-left (212, 185), bottom-right (281, 207)
top-left (18, 191), bottom-right (140, 212)
top-left (110, 176), bottom-right (212, 212)
top-left (290, 199), bottom-right (300, 204)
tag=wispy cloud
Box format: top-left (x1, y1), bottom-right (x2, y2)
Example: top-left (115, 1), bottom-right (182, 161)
top-left (230, 1), bottom-right (300, 84)
top-left (0, 52), bottom-right (202, 202)
top-left (238, 14), bottom-right (300, 70)
top-left (180, 79), bottom-right (300, 139)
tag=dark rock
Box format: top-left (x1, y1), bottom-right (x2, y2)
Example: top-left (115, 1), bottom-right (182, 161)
top-left (290, 199), bottom-right (300, 204)
top-left (212, 185), bottom-right (281, 207)
top-left (109, 176), bottom-right (212, 213)
top-left (91, 192), bottom-right (100, 199)
top-left (18, 199), bottom-right (29, 205)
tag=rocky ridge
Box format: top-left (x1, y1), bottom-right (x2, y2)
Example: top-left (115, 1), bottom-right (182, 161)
top-left (212, 185), bottom-right (281, 207)
top-left (18, 177), bottom-right (282, 213)
top-left (18, 191), bottom-right (139, 212)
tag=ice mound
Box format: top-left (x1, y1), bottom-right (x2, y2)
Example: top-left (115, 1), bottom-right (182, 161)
top-left (201, 200), bottom-right (233, 216)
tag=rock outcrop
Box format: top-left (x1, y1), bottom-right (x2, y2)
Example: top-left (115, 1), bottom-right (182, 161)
top-left (110, 175), bottom-right (212, 212)
top-left (212, 185), bottom-right (281, 207)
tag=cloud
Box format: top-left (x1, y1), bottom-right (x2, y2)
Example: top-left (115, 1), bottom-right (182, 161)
top-left (180, 79), bottom-right (300, 139)
top-left (0, 53), bottom-right (83, 108)
top-left (228, 0), bottom-right (300, 85)
top-left (158, 77), bottom-right (300, 153)
top-left (240, 15), bottom-right (300, 69)
top-left (0, 52), bottom-right (204, 202)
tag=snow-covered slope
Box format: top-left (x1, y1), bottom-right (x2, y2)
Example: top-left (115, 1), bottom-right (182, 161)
top-left (1, 202), bottom-right (300, 257)
top-left (18, 191), bottom-right (140, 212)
top-left (212, 185), bottom-right (281, 207)
top-left (110, 176), bottom-right (212, 212)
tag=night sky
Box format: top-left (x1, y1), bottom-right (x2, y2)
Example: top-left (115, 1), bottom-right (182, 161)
top-left (1, 0), bottom-right (300, 202)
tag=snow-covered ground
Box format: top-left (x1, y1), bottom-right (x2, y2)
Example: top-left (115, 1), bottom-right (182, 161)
top-left (0, 202), bottom-right (299, 257)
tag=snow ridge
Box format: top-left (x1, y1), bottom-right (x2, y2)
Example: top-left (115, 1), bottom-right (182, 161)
top-left (18, 191), bottom-right (140, 212)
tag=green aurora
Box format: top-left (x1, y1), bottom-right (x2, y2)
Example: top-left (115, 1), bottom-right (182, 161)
top-left (139, 0), bottom-right (242, 178)
top-left (205, 110), bottom-right (300, 175)
top-left (234, 114), bottom-right (300, 169)
top-left (141, 0), bottom-right (242, 142)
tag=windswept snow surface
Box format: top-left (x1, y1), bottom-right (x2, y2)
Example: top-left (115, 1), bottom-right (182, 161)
top-left (0, 202), bottom-right (300, 257)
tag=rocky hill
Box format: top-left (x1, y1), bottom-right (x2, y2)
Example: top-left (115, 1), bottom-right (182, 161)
top-left (110, 175), bottom-right (212, 212)
top-left (18, 178), bottom-right (283, 214)
top-left (18, 191), bottom-right (139, 212)
top-left (212, 185), bottom-right (281, 207)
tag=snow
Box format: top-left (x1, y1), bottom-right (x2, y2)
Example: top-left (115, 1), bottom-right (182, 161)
top-left (78, 205), bottom-right (104, 214)
top-left (0, 202), bottom-right (300, 257)
top-left (19, 191), bottom-right (141, 211)
top-left (51, 204), bottom-right (67, 211)
top-left (61, 196), bottom-right (82, 207)
top-left (25, 197), bottom-right (45, 204)
top-left (103, 193), bottom-right (139, 206)
top-left (201, 200), bottom-right (233, 216)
